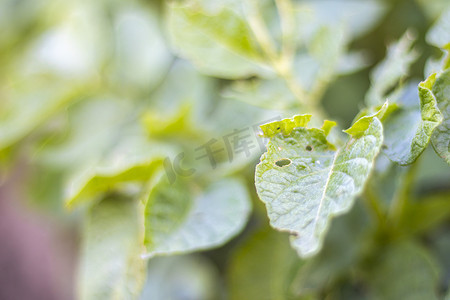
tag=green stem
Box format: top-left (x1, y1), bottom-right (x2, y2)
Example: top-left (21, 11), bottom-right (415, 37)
top-left (275, 0), bottom-right (296, 67)
top-left (246, 0), bottom-right (308, 106)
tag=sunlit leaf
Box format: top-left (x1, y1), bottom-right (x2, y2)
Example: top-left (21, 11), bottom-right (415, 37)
top-left (383, 74), bottom-right (443, 165)
top-left (365, 31), bottom-right (418, 106)
top-left (222, 77), bottom-right (297, 110)
top-left (255, 105), bottom-right (386, 257)
top-left (143, 175), bottom-right (251, 257)
top-left (166, 0), bottom-right (270, 78)
top-left (431, 68), bottom-right (450, 165)
top-left (78, 195), bottom-right (146, 300)
top-left (295, 0), bottom-right (386, 42)
top-left (140, 255), bottom-right (220, 300)
top-left (0, 79), bottom-right (90, 151)
top-left (427, 9), bottom-right (450, 50)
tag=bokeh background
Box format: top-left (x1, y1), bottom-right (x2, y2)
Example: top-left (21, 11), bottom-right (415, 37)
top-left (1, 0), bottom-right (449, 299)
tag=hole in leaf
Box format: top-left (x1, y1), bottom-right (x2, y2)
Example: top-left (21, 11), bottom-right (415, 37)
top-left (305, 145), bottom-right (313, 151)
top-left (274, 158), bottom-right (292, 167)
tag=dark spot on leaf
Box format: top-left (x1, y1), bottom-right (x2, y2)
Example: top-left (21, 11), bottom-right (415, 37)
top-left (381, 144), bottom-right (387, 150)
top-left (277, 127), bottom-right (280, 130)
top-left (274, 158), bottom-right (292, 167)
top-left (305, 145), bottom-right (313, 151)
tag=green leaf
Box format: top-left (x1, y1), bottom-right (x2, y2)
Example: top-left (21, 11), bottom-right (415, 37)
top-left (166, 0), bottom-right (270, 79)
top-left (365, 31), bottom-right (418, 106)
top-left (227, 226), bottom-right (303, 300)
top-left (368, 241), bottom-right (440, 300)
top-left (255, 105), bottom-right (386, 257)
top-left (222, 77), bottom-right (298, 110)
top-left (427, 9), bottom-right (450, 50)
top-left (143, 175), bottom-right (251, 257)
top-left (296, 0), bottom-right (386, 41)
top-left (383, 75), bottom-right (443, 165)
top-left (78, 195), bottom-right (146, 300)
top-left (0, 79), bottom-right (89, 151)
top-left (140, 255), bottom-right (220, 300)
top-left (431, 68), bottom-right (450, 165)
top-left (64, 133), bottom-right (169, 209)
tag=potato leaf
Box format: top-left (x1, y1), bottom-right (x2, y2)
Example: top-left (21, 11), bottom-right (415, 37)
top-left (143, 175), bottom-right (251, 258)
top-left (255, 104), bottom-right (386, 257)
top-left (431, 68), bottom-right (450, 165)
top-left (383, 74), bottom-right (443, 165)
top-left (166, 0), bottom-right (270, 79)
top-left (78, 196), bottom-right (146, 300)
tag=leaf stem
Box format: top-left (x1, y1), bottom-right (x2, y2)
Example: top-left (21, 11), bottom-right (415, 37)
top-left (275, 0), bottom-right (296, 67)
top-left (245, 0), bottom-right (308, 106)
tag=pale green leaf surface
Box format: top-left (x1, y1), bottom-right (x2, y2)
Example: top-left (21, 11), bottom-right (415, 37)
top-left (222, 78), bottom-right (298, 110)
top-left (63, 128), bottom-right (172, 208)
top-left (296, 0), bottom-right (386, 41)
top-left (112, 6), bottom-right (172, 91)
top-left (166, 0), bottom-right (270, 79)
top-left (78, 196), bottom-right (146, 300)
top-left (227, 226), bottom-right (303, 300)
top-left (383, 74), bottom-right (443, 165)
top-left (431, 68), bottom-right (450, 165)
top-left (368, 241), bottom-right (439, 300)
top-left (0, 79), bottom-right (87, 151)
top-left (365, 31), bottom-right (418, 106)
top-left (143, 176), bottom-right (251, 258)
top-left (255, 108), bottom-right (384, 257)
top-left (140, 255), bottom-right (220, 300)
top-left (427, 9), bottom-right (450, 49)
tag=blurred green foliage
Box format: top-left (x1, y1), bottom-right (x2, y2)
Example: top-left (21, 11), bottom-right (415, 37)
top-left (0, 0), bottom-right (450, 299)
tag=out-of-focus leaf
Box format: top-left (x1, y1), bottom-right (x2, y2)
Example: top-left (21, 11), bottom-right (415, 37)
top-left (365, 31), bottom-right (418, 106)
top-left (222, 77), bottom-right (297, 110)
top-left (35, 98), bottom-right (131, 169)
top-left (78, 195), bottom-right (146, 300)
top-left (336, 51), bottom-right (370, 75)
top-left (143, 175), bottom-right (251, 258)
top-left (295, 0), bottom-right (386, 42)
top-left (0, 79), bottom-right (89, 151)
top-left (111, 5), bottom-right (172, 91)
top-left (292, 203), bottom-right (372, 296)
top-left (227, 226), bottom-right (303, 300)
top-left (399, 192), bottom-right (450, 235)
top-left (368, 241), bottom-right (439, 300)
top-left (416, 0), bottom-right (450, 19)
top-left (140, 255), bottom-right (221, 300)
top-left (431, 68), bottom-right (450, 165)
top-left (383, 74), bottom-right (443, 165)
top-left (255, 105), bottom-right (386, 257)
top-left (149, 61), bottom-right (216, 128)
top-left (427, 10), bottom-right (450, 50)
top-left (24, 2), bottom-right (106, 78)
top-left (166, 0), bottom-right (270, 79)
